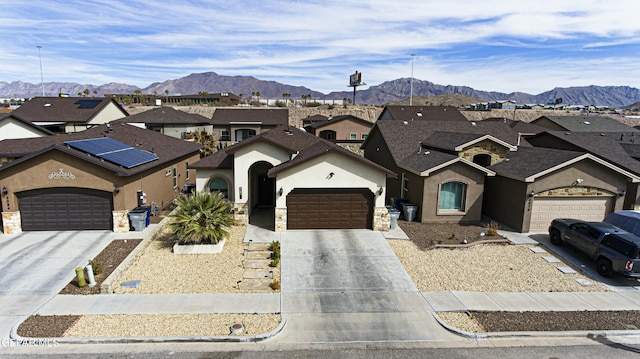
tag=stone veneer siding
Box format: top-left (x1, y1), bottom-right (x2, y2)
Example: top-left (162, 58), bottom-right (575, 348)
top-left (112, 210), bottom-right (130, 233)
top-left (373, 206), bottom-right (390, 232)
top-left (275, 207), bottom-right (287, 232)
top-left (234, 202), bottom-right (249, 225)
top-left (459, 140), bottom-right (508, 166)
top-left (536, 187), bottom-right (614, 197)
top-left (1, 211), bottom-right (22, 234)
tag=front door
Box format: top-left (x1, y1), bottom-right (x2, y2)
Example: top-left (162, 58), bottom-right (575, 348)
top-left (257, 175), bottom-right (274, 207)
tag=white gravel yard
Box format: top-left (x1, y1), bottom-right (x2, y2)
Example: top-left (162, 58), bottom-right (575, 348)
top-left (387, 240), bottom-right (609, 292)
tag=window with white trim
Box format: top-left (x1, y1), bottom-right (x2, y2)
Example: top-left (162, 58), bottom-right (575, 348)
top-left (172, 167), bottom-right (178, 188)
top-left (439, 181), bottom-right (466, 211)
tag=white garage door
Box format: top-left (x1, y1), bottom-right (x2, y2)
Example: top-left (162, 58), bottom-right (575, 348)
top-left (529, 196), bottom-right (614, 232)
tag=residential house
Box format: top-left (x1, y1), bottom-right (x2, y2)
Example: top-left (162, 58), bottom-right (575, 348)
top-left (303, 114), bottom-right (373, 142)
top-left (0, 123), bottom-right (201, 234)
top-left (531, 115), bottom-right (639, 133)
top-left (0, 113), bottom-right (54, 141)
top-left (210, 108), bottom-right (288, 145)
top-left (190, 125), bottom-right (395, 232)
top-left (115, 106), bottom-right (213, 140)
top-left (362, 107), bottom-right (640, 232)
top-left (377, 105), bottom-right (469, 122)
top-left (8, 97), bottom-right (129, 134)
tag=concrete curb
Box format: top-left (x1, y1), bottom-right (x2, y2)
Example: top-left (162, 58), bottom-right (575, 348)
top-left (432, 312), bottom-right (640, 340)
top-left (9, 313), bottom-right (287, 344)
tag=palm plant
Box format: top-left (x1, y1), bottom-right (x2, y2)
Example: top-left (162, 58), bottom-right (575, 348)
top-left (169, 191), bottom-right (234, 245)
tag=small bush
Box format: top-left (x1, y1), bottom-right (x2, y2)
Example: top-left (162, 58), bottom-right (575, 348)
top-left (269, 257), bottom-right (280, 267)
top-left (486, 221), bottom-right (500, 236)
top-left (88, 260), bottom-right (102, 275)
top-left (269, 241), bottom-right (281, 259)
top-left (270, 279), bottom-right (281, 291)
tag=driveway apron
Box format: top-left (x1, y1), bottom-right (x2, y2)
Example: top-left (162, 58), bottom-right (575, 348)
top-left (277, 229), bottom-right (459, 343)
top-left (0, 231), bottom-right (113, 339)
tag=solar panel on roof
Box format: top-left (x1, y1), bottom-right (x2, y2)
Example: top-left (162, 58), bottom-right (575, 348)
top-left (64, 138), bottom-right (158, 169)
top-left (74, 99), bottom-right (102, 109)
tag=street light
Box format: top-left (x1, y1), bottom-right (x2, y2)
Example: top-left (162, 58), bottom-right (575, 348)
top-left (36, 45), bottom-right (44, 96)
top-left (410, 54), bottom-right (415, 106)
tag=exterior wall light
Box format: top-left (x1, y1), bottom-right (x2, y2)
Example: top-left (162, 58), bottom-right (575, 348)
top-left (114, 185), bottom-right (120, 194)
top-left (278, 187), bottom-right (283, 196)
top-left (377, 187), bottom-right (384, 195)
top-left (528, 191), bottom-right (535, 198)
top-left (1, 186), bottom-right (7, 196)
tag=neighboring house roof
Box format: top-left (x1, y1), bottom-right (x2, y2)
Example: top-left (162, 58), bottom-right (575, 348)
top-left (489, 146), bottom-right (640, 183)
top-left (304, 115), bottom-right (373, 130)
top-left (10, 97), bottom-right (128, 124)
top-left (364, 120), bottom-right (527, 175)
top-left (398, 149), bottom-right (496, 177)
top-left (210, 108), bottom-right (288, 126)
top-left (531, 115), bottom-right (638, 133)
top-left (301, 114), bottom-right (329, 124)
top-left (482, 117), bottom-right (547, 134)
top-left (378, 105), bottom-right (468, 122)
top-left (191, 125), bottom-right (395, 177)
top-left (0, 113), bottom-right (55, 139)
top-left (526, 131), bottom-right (640, 176)
top-left (421, 131), bottom-right (517, 152)
top-left (116, 106), bottom-right (210, 124)
top-left (0, 123), bottom-right (202, 176)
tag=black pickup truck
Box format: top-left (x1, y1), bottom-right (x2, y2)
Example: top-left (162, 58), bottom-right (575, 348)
top-left (548, 218), bottom-right (640, 278)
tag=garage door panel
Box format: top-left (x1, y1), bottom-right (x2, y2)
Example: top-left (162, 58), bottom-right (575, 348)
top-left (287, 189), bottom-right (373, 230)
top-left (18, 188), bottom-right (113, 231)
top-left (530, 197), bottom-right (613, 232)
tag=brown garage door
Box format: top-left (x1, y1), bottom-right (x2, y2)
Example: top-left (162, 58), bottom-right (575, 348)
top-left (18, 188), bottom-right (113, 231)
top-left (529, 196), bottom-right (614, 232)
top-left (286, 188), bottom-right (373, 229)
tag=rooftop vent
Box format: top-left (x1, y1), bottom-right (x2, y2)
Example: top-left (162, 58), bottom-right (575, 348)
top-left (584, 121), bottom-right (591, 125)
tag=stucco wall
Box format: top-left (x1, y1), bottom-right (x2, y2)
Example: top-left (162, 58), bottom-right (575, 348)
top-left (233, 142), bottom-right (290, 206)
top-left (0, 119), bottom-right (47, 140)
top-left (315, 120), bottom-right (372, 141)
top-left (421, 162), bottom-right (486, 223)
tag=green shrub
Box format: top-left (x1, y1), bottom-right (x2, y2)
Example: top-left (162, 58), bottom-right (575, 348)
top-left (88, 260), bottom-right (102, 275)
top-left (169, 191), bottom-right (234, 244)
top-left (269, 241), bottom-right (281, 259)
top-left (269, 257), bottom-right (280, 268)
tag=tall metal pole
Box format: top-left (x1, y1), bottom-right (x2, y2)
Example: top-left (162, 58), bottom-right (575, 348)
top-left (36, 45), bottom-right (44, 96)
top-left (410, 54), bottom-right (415, 105)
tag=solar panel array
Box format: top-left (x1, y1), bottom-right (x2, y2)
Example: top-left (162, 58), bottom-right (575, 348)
top-left (74, 99), bottom-right (103, 109)
top-left (65, 137), bottom-right (159, 169)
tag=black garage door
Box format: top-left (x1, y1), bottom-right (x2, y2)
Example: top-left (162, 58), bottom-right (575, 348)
top-left (18, 188), bottom-right (113, 231)
top-left (286, 188), bottom-right (373, 230)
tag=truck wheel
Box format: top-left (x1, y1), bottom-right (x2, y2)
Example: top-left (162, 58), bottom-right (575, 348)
top-left (597, 258), bottom-right (613, 277)
top-left (549, 230), bottom-right (562, 245)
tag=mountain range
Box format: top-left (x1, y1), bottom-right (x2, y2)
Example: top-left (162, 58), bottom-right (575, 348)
top-left (2, 71), bottom-right (639, 108)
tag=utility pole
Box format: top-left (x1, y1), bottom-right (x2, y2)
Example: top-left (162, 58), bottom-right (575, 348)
top-left (36, 45), bottom-right (44, 96)
top-left (410, 54), bottom-right (415, 105)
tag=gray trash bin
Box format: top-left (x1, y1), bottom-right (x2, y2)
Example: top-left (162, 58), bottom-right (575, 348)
top-left (388, 208), bottom-right (400, 229)
top-left (403, 204), bottom-right (419, 222)
top-left (128, 208), bottom-right (147, 231)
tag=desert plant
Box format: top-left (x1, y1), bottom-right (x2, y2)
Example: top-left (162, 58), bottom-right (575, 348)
top-left (269, 240), bottom-right (281, 259)
top-left (269, 257), bottom-right (280, 267)
top-left (88, 259), bottom-right (102, 275)
top-left (270, 279), bottom-right (281, 291)
top-left (486, 221), bottom-right (500, 236)
top-left (169, 191), bottom-right (234, 245)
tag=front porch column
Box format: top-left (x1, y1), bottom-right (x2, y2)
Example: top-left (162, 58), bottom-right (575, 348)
top-left (112, 210), bottom-right (130, 233)
top-left (234, 202), bottom-right (249, 225)
top-left (373, 206), bottom-right (390, 232)
top-left (1, 211), bottom-right (22, 234)
top-left (275, 207), bottom-right (287, 232)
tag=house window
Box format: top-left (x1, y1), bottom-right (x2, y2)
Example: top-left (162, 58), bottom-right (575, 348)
top-left (473, 153), bottom-right (492, 167)
top-left (220, 130), bottom-right (230, 141)
top-left (209, 178), bottom-right (229, 198)
top-left (402, 173), bottom-right (409, 193)
top-left (361, 133), bottom-right (368, 140)
top-left (172, 167), bottom-right (178, 188)
top-left (350, 133), bottom-right (357, 140)
top-left (185, 162), bottom-right (190, 180)
top-left (439, 181), bottom-right (466, 212)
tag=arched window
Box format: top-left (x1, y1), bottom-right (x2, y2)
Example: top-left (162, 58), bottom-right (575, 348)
top-left (439, 181), bottom-right (466, 211)
top-left (209, 178), bottom-right (229, 198)
top-left (473, 153), bottom-right (492, 167)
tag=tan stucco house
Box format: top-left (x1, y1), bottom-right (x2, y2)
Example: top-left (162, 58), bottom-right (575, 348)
top-left (303, 114), bottom-right (373, 142)
top-left (191, 125), bottom-right (395, 232)
top-left (0, 123), bottom-right (201, 234)
top-left (115, 106), bottom-right (213, 140)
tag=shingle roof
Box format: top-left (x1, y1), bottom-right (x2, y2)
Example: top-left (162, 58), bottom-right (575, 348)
top-left (533, 115), bottom-right (638, 133)
top-left (210, 108), bottom-right (288, 125)
top-left (379, 105), bottom-right (468, 122)
top-left (526, 131), bottom-right (640, 175)
top-left (304, 115), bottom-right (373, 130)
top-left (488, 146), bottom-right (585, 180)
top-left (10, 97), bottom-right (128, 124)
top-left (191, 125), bottom-right (394, 176)
top-left (421, 132), bottom-right (486, 151)
top-left (365, 120), bottom-right (527, 174)
top-left (482, 117), bottom-right (547, 134)
top-left (0, 123), bottom-right (202, 176)
top-left (116, 106), bottom-right (210, 124)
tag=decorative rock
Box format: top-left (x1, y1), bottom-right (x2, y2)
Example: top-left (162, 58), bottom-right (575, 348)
top-left (557, 266), bottom-right (577, 274)
top-left (173, 239), bottom-right (226, 254)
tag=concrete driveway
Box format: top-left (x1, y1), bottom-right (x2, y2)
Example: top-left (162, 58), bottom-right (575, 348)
top-left (275, 229), bottom-right (460, 343)
top-left (0, 231), bottom-right (113, 338)
top-left (528, 233), bottom-right (640, 290)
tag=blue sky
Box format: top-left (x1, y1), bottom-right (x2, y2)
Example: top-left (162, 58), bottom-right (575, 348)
top-left (2, 0), bottom-right (639, 95)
